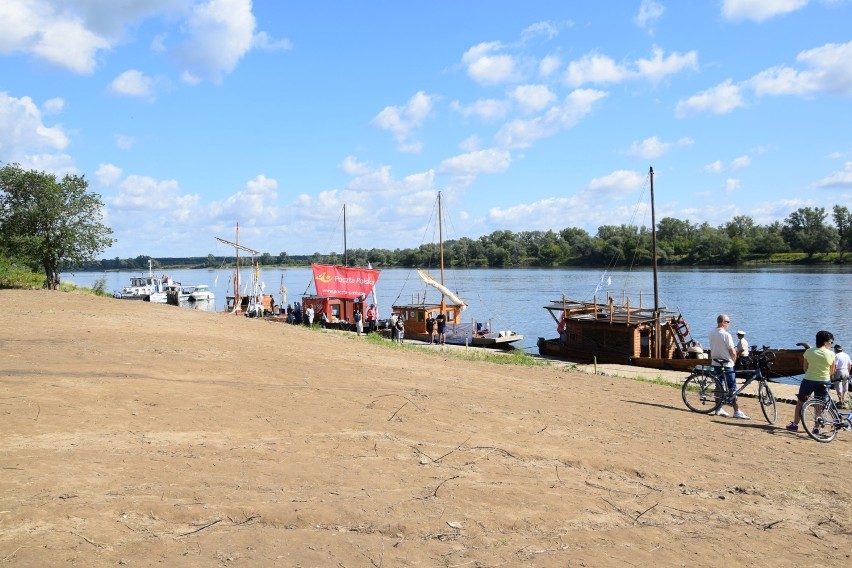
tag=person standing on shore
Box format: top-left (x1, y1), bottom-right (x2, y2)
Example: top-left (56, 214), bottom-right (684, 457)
top-left (736, 331), bottom-right (748, 357)
top-left (832, 344), bottom-right (851, 408)
top-left (366, 304), bottom-right (377, 333)
top-left (426, 313), bottom-right (436, 344)
top-left (305, 305), bottom-right (314, 327)
top-left (436, 312), bottom-right (446, 345)
top-left (709, 314), bottom-right (749, 419)
top-left (355, 309), bottom-right (364, 336)
top-left (786, 330), bottom-right (836, 432)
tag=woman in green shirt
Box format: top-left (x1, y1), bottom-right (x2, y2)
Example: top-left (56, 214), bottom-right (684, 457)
top-left (786, 330), bottom-right (837, 432)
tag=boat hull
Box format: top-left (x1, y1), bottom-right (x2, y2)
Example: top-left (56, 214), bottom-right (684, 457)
top-left (537, 337), bottom-right (805, 378)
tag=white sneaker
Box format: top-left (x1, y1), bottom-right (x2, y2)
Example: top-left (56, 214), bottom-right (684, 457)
top-left (733, 410), bottom-right (751, 420)
top-left (714, 408), bottom-right (729, 417)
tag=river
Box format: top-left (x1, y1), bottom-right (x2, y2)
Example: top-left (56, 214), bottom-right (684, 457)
top-left (64, 265), bottom-right (852, 357)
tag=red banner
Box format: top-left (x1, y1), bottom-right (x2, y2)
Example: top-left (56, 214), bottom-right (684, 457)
top-left (312, 264), bottom-right (380, 299)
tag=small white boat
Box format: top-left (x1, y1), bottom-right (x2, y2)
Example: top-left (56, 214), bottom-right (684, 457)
top-left (118, 260), bottom-right (167, 301)
top-left (148, 278), bottom-right (182, 304)
top-left (188, 284), bottom-right (215, 302)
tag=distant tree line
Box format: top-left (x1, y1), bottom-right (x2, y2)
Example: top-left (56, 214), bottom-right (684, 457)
top-left (76, 205), bottom-right (852, 272)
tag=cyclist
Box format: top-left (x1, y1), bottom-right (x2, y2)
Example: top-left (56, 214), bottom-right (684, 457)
top-left (709, 314), bottom-right (749, 419)
top-left (786, 330), bottom-right (836, 432)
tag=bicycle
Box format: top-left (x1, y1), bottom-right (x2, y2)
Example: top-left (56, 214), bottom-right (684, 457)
top-left (799, 384), bottom-right (852, 443)
top-left (681, 349), bottom-right (777, 423)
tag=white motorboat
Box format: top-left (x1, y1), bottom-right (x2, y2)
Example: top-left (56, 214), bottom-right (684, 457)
top-left (188, 284), bottom-right (215, 302)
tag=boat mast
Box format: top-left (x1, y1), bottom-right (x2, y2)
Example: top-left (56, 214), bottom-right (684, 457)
top-left (215, 223), bottom-right (259, 313)
top-left (438, 191), bottom-right (446, 313)
top-left (343, 204), bottom-right (348, 267)
top-left (235, 222), bottom-right (240, 310)
top-left (650, 167), bottom-right (661, 358)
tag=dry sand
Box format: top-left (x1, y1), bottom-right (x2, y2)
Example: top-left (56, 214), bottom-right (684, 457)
top-left (1, 289), bottom-right (850, 567)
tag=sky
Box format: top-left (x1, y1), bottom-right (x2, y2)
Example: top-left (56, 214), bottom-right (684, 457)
top-left (1, 0), bottom-right (851, 259)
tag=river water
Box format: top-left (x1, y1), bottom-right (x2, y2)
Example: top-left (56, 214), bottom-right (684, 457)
top-left (65, 266), bottom-right (852, 358)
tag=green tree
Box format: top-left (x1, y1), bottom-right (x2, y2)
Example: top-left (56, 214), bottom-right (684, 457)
top-left (833, 205), bottom-right (852, 261)
top-left (0, 164), bottom-right (114, 289)
top-left (782, 207), bottom-right (838, 259)
top-left (751, 222), bottom-right (788, 256)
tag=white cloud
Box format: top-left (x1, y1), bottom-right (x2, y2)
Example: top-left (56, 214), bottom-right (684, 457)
top-left (340, 156), bottom-right (372, 176)
top-left (565, 53), bottom-right (632, 87)
top-left (675, 79), bottom-right (745, 117)
top-left (749, 41), bottom-right (852, 96)
top-left (95, 163), bottom-right (123, 187)
top-left (704, 160), bottom-right (724, 173)
top-left (459, 135), bottom-right (482, 152)
top-left (724, 178), bottom-right (741, 194)
top-left (628, 136), bottom-right (672, 159)
top-left (704, 156), bottom-right (752, 173)
top-left (110, 173), bottom-right (199, 213)
top-left (372, 91), bottom-right (435, 153)
top-left (461, 41), bottom-right (519, 85)
top-left (587, 170), bottom-right (646, 194)
top-left (730, 155), bottom-right (752, 170)
top-left (635, 47), bottom-right (699, 83)
top-left (635, 0), bottom-right (666, 30)
top-left (722, 0), bottom-right (809, 22)
top-left (252, 30), bottom-right (292, 51)
top-left (509, 84), bottom-right (556, 113)
top-left (0, 1), bottom-right (110, 74)
top-left (172, 0), bottom-right (257, 84)
top-left (42, 97), bottom-right (65, 114)
top-left (0, 91), bottom-right (69, 163)
top-left (450, 98), bottom-right (511, 122)
top-left (109, 70), bottom-right (155, 98)
top-left (815, 161), bottom-right (852, 188)
top-left (0, 1), bottom-right (279, 82)
top-left (521, 21), bottom-right (561, 42)
top-left (565, 47), bottom-right (696, 87)
top-left (438, 149), bottom-right (512, 176)
top-left (539, 54), bottom-right (561, 77)
top-left (495, 89), bottom-right (607, 149)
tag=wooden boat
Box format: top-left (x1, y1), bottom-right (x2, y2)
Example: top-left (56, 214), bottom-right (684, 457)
top-left (537, 296), bottom-right (704, 366)
top-left (536, 167), bottom-right (805, 377)
top-left (300, 205), bottom-right (381, 330)
top-left (215, 223), bottom-right (268, 316)
top-left (393, 192), bottom-right (523, 349)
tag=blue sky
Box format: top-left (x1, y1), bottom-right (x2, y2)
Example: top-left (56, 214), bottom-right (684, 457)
top-left (1, 0), bottom-right (851, 259)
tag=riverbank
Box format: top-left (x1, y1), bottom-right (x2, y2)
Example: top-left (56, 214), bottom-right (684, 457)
top-left (2, 289), bottom-right (849, 567)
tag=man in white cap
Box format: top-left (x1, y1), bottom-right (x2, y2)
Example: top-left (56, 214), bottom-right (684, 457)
top-left (833, 345), bottom-right (851, 408)
top-left (736, 330), bottom-right (749, 358)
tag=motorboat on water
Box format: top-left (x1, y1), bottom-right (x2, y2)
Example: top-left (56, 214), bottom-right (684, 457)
top-left (188, 284), bottom-right (215, 302)
top-left (117, 260), bottom-right (169, 301)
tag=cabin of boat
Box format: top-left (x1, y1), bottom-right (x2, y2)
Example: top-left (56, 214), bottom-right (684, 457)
top-left (538, 297), bottom-right (701, 364)
top-left (301, 294), bottom-right (372, 329)
top-left (394, 301), bottom-right (463, 341)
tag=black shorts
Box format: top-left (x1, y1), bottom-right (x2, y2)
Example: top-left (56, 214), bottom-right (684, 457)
top-left (797, 379), bottom-right (830, 402)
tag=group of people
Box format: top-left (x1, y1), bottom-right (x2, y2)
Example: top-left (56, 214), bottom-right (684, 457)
top-left (425, 312), bottom-right (447, 345)
top-left (709, 313), bottom-right (852, 428)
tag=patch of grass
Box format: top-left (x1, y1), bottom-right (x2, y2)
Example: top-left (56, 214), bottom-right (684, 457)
top-left (0, 258), bottom-right (43, 289)
top-left (358, 331), bottom-right (546, 366)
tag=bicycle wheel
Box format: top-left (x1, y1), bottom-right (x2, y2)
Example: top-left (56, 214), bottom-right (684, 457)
top-left (758, 381), bottom-right (777, 424)
top-left (800, 398), bottom-right (839, 443)
top-left (682, 373), bottom-right (724, 414)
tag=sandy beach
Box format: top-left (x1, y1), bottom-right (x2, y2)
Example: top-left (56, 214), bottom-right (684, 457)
top-left (2, 289), bottom-right (850, 567)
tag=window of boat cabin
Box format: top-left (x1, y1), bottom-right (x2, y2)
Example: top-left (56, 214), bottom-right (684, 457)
top-left (416, 311), bottom-right (425, 322)
top-left (330, 303), bottom-right (341, 319)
